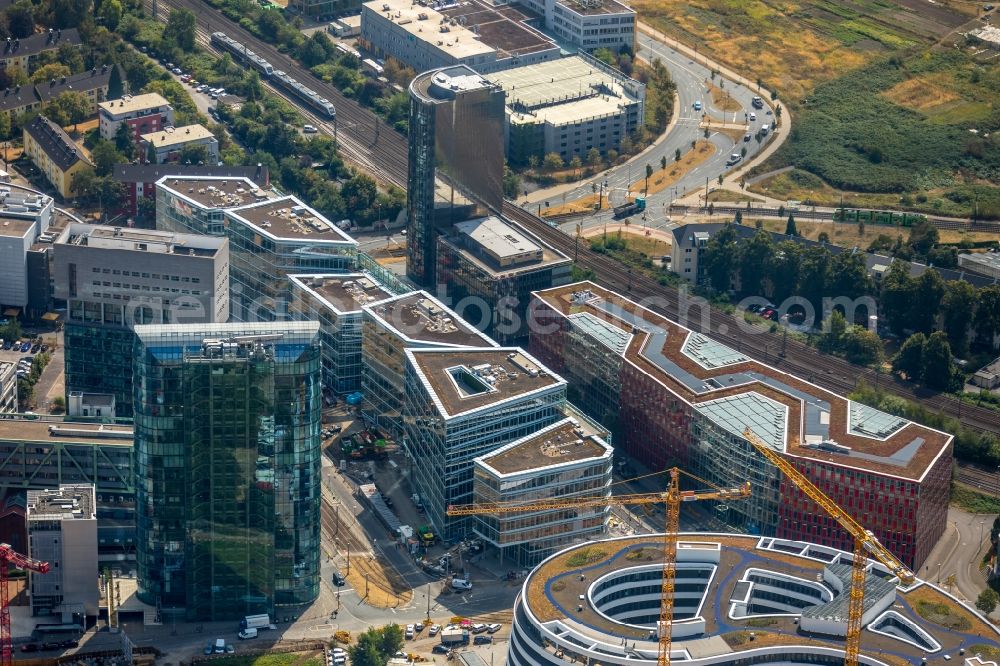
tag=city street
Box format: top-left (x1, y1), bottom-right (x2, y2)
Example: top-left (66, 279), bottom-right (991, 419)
top-left (522, 29), bottom-right (780, 230)
top-left (921, 506), bottom-right (996, 603)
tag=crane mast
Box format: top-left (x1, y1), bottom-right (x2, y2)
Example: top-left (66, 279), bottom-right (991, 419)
top-left (742, 428), bottom-right (915, 666)
top-left (447, 467), bottom-right (750, 666)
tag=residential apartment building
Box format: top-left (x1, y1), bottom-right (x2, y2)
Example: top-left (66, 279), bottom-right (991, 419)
top-left (0, 418), bottom-right (135, 565)
top-left (528, 282), bottom-right (953, 569)
top-left (52, 223), bottom-right (230, 417)
top-left (472, 411), bottom-right (612, 566)
top-left (99, 93), bottom-right (174, 143)
top-left (133, 322), bottom-right (323, 621)
top-left (407, 65), bottom-right (505, 287)
top-left (27, 485), bottom-right (99, 620)
top-left (486, 54), bottom-right (645, 164)
top-left (34, 66), bottom-right (115, 115)
top-left (140, 124), bottom-right (219, 165)
top-left (225, 196), bottom-right (358, 321)
top-left (288, 273), bottom-right (397, 394)
top-left (0, 361), bottom-right (15, 413)
top-left (403, 347), bottom-right (567, 540)
top-left (116, 165), bottom-right (269, 219)
top-left (0, 189), bottom-right (53, 309)
top-left (436, 216), bottom-right (571, 343)
top-left (361, 290), bottom-right (498, 435)
top-left (0, 65), bottom-right (116, 123)
top-left (23, 115), bottom-right (94, 198)
top-left (958, 251), bottom-right (1000, 280)
top-left (0, 28), bottom-right (81, 73)
top-left (362, 0), bottom-right (559, 75)
top-left (155, 175), bottom-right (272, 235)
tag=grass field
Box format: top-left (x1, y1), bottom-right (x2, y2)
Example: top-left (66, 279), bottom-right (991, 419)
top-left (208, 653), bottom-right (323, 666)
top-left (750, 216), bottom-right (997, 252)
top-left (629, 140), bottom-right (716, 195)
top-left (636, 0), bottom-right (998, 211)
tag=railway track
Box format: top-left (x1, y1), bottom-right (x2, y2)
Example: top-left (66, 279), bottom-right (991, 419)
top-left (955, 463), bottom-right (1000, 496)
top-left (158, 0), bottom-right (1000, 437)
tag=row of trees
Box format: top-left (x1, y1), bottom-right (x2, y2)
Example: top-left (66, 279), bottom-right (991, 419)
top-left (702, 223), bottom-right (1000, 358)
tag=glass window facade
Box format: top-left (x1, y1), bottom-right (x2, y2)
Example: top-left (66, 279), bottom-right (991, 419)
top-left (134, 322), bottom-right (322, 620)
top-left (226, 214), bottom-right (357, 322)
top-left (402, 361), bottom-right (567, 542)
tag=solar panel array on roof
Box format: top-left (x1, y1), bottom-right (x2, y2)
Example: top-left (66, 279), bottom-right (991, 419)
top-left (568, 312), bottom-right (630, 355)
top-left (696, 392), bottom-right (787, 452)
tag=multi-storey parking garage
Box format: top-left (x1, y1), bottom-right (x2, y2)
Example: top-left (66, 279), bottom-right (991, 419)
top-left (508, 534), bottom-right (1000, 666)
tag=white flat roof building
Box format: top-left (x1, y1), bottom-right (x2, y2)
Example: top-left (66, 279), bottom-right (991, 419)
top-left (453, 217), bottom-right (542, 268)
top-left (140, 124), bottom-right (219, 165)
top-left (486, 54), bottom-right (645, 163)
top-left (0, 189), bottom-right (53, 309)
top-left (361, 0), bottom-right (560, 73)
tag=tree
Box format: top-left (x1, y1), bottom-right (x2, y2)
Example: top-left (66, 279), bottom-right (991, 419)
top-left (701, 223), bottom-right (740, 293)
top-left (586, 147), bottom-right (601, 167)
top-left (829, 251), bottom-right (871, 300)
top-left (911, 269), bottom-right (945, 334)
top-left (841, 325), bottom-right (883, 366)
top-left (645, 164), bottom-right (653, 192)
top-left (179, 144), bottom-right (210, 165)
top-left (675, 147), bottom-right (681, 162)
top-left (941, 280), bottom-right (976, 355)
top-left (47, 91), bottom-right (90, 131)
top-left (908, 220), bottom-right (939, 259)
top-left (922, 331), bottom-right (956, 391)
top-left (765, 241), bottom-right (801, 303)
top-left (98, 0), bottom-right (123, 30)
top-left (51, 395), bottom-right (66, 414)
top-left (0, 112), bottom-right (10, 142)
top-left (784, 214), bottom-right (797, 236)
top-left (114, 122), bottom-right (135, 156)
top-left (975, 285), bottom-right (1000, 347)
top-left (31, 64), bottom-right (72, 85)
top-left (137, 196), bottom-right (157, 222)
top-left (821, 310), bottom-right (848, 353)
top-left (879, 261), bottom-right (915, 336)
top-left (502, 164), bottom-right (521, 200)
top-left (569, 155), bottom-right (583, 175)
top-left (350, 625), bottom-right (404, 666)
top-left (91, 140), bottom-right (123, 177)
top-left (798, 245), bottom-right (831, 314)
top-left (892, 333), bottom-right (926, 380)
top-left (976, 588), bottom-right (998, 615)
top-left (738, 229), bottom-right (773, 297)
top-left (6, 1), bottom-right (34, 39)
top-left (660, 155), bottom-right (667, 171)
top-left (163, 8), bottom-right (197, 52)
top-left (542, 152), bottom-right (563, 172)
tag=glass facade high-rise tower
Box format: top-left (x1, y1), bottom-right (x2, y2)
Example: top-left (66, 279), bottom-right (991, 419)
top-left (133, 321), bottom-right (322, 621)
top-left (406, 65), bottom-right (505, 287)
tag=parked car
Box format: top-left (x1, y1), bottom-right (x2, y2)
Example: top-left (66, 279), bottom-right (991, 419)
top-left (40, 344), bottom-right (48, 352)
top-left (486, 623), bottom-right (501, 633)
top-left (31, 344), bottom-right (40, 353)
top-left (414, 621), bottom-right (425, 632)
top-left (172, 67), bottom-right (183, 75)
top-left (20, 644), bottom-right (39, 653)
top-left (303, 124), bottom-right (318, 133)
top-left (428, 624), bottom-right (441, 636)
top-left (470, 623), bottom-right (487, 634)
top-left (42, 642), bottom-right (62, 651)
top-left (332, 571), bottom-right (346, 586)
top-left (432, 645), bottom-right (450, 655)
top-left (59, 640), bottom-right (78, 648)
top-left (226, 645), bottom-right (235, 654)
top-left (405, 624), bottom-right (415, 639)
top-left (474, 636), bottom-right (492, 645)
top-left (20, 342), bottom-right (31, 352)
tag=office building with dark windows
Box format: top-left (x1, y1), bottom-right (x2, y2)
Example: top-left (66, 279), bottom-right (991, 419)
top-left (528, 282), bottom-right (953, 569)
top-left (360, 290), bottom-right (498, 436)
top-left (155, 175), bottom-right (273, 236)
top-left (288, 272), bottom-right (398, 394)
top-left (402, 347), bottom-right (567, 541)
top-left (52, 224), bottom-right (229, 418)
top-left (225, 196), bottom-right (358, 321)
top-left (406, 65), bottom-right (505, 287)
top-left (133, 321), bottom-right (323, 621)
top-left (436, 215), bottom-right (571, 344)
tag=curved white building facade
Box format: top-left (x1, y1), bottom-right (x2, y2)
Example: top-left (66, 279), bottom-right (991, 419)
top-left (507, 534), bottom-right (1000, 666)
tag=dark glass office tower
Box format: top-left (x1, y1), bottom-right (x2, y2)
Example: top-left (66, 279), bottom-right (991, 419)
top-left (406, 65), bottom-right (505, 287)
top-left (133, 322), bottom-right (322, 621)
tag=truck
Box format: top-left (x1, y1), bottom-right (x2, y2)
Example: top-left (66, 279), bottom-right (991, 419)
top-left (240, 614), bottom-right (271, 631)
top-left (612, 195), bottom-right (646, 220)
top-left (440, 627), bottom-right (469, 646)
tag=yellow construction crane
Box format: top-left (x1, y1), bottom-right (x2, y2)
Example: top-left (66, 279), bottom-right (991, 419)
top-left (447, 467), bottom-right (750, 666)
top-left (742, 427), bottom-right (915, 666)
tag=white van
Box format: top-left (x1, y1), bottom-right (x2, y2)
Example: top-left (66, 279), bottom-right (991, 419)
top-left (215, 639), bottom-right (226, 653)
top-left (238, 628), bottom-right (258, 640)
top-left (452, 578), bottom-right (473, 591)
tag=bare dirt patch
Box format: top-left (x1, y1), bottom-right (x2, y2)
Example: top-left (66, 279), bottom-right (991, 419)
top-left (882, 75), bottom-right (960, 112)
top-left (629, 140), bottom-right (716, 196)
top-left (708, 82), bottom-right (743, 112)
